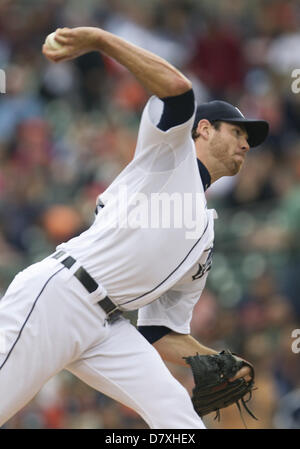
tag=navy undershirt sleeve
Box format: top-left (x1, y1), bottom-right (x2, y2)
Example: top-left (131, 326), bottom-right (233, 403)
top-left (138, 325), bottom-right (172, 344)
top-left (157, 89), bottom-right (195, 131)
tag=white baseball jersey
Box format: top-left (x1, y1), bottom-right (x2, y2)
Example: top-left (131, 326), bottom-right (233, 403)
top-left (57, 95), bottom-right (217, 332)
top-left (0, 93), bottom-right (211, 429)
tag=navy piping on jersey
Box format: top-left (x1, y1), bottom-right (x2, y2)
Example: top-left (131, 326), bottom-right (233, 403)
top-left (119, 218), bottom-right (209, 307)
top-left (0, 266), bottom-right (65, 371)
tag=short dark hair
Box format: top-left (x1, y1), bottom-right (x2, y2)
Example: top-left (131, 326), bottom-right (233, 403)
top-left (192, 120), bottom-right (222, 141)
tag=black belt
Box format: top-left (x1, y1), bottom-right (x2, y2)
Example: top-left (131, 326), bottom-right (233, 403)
top-left (52, 250), bottom-right (122, 323)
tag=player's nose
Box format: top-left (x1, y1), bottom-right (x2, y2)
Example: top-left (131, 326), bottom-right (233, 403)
top-left (241, 137), bottom-right (250, 152)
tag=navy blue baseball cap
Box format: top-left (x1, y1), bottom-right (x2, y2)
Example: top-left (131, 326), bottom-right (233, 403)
top-left (192, 100), bottom-right (269, 148)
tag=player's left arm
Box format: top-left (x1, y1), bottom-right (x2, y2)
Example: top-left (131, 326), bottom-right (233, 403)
top-left (153, 331), bottom-right (218, 364)
top-left (152, 330), bottom-right (251, 382)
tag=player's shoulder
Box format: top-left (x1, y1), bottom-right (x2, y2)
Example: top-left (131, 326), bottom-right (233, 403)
top-left (141, 94), bottom-right (195, 138)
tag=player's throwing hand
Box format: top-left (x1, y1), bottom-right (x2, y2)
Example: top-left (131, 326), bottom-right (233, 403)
top-left (43, 27), bottom-right (101, 63)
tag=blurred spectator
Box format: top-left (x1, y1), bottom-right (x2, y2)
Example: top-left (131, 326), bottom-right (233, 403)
top-left (273, 388), bottom-right (300, 429)
top-left (189, 19), bottom-right (245, 99)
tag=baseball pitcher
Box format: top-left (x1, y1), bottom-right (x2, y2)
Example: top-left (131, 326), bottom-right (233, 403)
top-left (0, 27), bottom-right (269, 428)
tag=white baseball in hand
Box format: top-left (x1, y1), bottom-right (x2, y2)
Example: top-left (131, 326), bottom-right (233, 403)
top-left (45, 32), bottom-right (63, 50)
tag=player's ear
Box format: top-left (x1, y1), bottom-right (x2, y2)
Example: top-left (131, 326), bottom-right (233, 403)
top-left (197, 119), bottom-right (212, 141)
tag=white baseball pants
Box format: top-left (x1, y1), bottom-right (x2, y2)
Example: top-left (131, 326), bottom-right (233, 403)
top-left (0, 256), bottom-right (205, 429)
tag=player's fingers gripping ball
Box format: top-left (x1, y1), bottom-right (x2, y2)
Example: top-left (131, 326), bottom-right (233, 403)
top-left (45, 32), bottom-right (64, 51)
top-left (184, 350), bottom-right (257, 422)
top-left (43, 28), bottom-right (96, 63)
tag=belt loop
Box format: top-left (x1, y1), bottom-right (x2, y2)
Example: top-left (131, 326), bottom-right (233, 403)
top-left (52, 250), bottom-right (67, 260)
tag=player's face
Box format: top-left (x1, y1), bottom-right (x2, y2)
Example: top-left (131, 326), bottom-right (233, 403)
top-left (209, 122), bottom-right (250, 175)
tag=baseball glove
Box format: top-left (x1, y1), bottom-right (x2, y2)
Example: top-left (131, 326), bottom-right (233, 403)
top-left (184, 350), bottom-right (257, 423)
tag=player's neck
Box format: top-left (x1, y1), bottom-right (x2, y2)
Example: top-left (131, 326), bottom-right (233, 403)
top-left (195, 138), bottom-right (234, 184)
top-left (196, 150), bottom-right (224, 185)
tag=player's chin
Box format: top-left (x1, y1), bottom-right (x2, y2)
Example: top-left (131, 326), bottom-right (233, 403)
top-left (228, 160), bottom-right (243, 176)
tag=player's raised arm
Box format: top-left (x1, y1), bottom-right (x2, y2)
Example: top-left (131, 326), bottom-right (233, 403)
top-left (42, 26), bottom-right (192, 98)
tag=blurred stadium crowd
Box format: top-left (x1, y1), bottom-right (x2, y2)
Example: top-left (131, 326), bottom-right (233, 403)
top-left (0, 0), bottom-right (300, 429)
